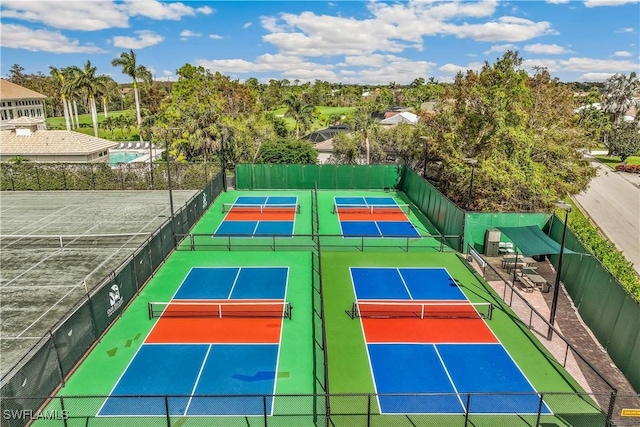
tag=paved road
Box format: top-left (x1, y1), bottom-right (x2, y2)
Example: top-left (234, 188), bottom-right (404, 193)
top-left (574, 161), bottom-right (640, 274)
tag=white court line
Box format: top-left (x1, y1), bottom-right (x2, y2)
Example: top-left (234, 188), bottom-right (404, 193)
top-left (432, 344), bottom-right (467, 412)
top-left (226, 268), bottom-right (242, 299)
top-left (14, 213), bottom-right (166, 337)
top-left (7, 205), bottom-right (81, 236)
top-left (184, 344), bottom-right (213, 414)
top-left (397, 268), bottom-right (414, 300)
top-left (3, 222), bottom-right (104, 288)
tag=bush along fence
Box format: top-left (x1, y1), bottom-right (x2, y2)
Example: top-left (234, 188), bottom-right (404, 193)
top-left (0, 173), bottom-right (224, 427)
top-left (0, 162), bottom-right (219, 191)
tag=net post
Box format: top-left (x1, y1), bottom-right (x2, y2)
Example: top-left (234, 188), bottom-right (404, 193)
top-left (60, 396), bottom-right (68, 427)
top-left (148, 302), bottom-right (152, 319)
top-left (367, 394), bottom-right (372, 427)
top-left (464, 393), bottom-right (471, 426)
top-left (190, 234), bottom-right (194, 251)
top-left (59, 235), bottom-right (63, 249)
top-left (164, 396), bottom-right (171, 427)
top-left (420, 304), bottom-right (425, 319)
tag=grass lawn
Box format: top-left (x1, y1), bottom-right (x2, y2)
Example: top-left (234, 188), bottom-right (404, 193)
top-left (268, 106), bottom-right (356, 134)
top-left (594, 154), bottom-right (640, 168)
top-left (46, 110), bottom-right (140, 141)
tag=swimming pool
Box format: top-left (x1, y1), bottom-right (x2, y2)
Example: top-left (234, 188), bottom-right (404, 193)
top-left (109, 151), bottom-right (143, 166)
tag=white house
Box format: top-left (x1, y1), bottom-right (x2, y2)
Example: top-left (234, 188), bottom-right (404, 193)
top-left (0, 79), bottom-right (47, 130)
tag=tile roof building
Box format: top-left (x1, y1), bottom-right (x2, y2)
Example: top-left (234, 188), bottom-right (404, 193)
top-left (0, 79), bottom-right (48, 131)
top-left (0, 126), bottom-right (116, 163)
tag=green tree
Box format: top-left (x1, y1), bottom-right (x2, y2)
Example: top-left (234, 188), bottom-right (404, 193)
top-left (68, 60), bottom-right (109, 137)
top-left (283, 93), bottom-right (316, 138)
top-left (426, 51), bottom-right (594, 211)
top-left (602, 72), bottom-right (640, 124)
top-left (257, 139), bottom-right (318, 164)
top-left (111, 49), bottom-right (152, 127)
top-left (49, 66), bottom-right (72, 131)
top-left (609, 121), bottom-right (640, 163)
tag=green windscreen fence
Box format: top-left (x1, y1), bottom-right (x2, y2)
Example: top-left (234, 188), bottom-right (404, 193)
top-left (464, 212), bottom-right (550, 255)
top-left (236, 164), bottom-right (401, 189)
top-left (547, 215), bottom-right (640, 393)
top-left (398, 167), bottom-right (464, 250)
top-left (0, 172), bottom-right (226, 426)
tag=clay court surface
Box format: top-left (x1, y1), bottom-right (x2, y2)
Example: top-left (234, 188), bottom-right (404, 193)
top-left (0, 190), bottom-right (196, 375)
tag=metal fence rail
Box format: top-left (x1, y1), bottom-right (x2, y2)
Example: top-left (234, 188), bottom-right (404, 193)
top-left (0, 392), bottom-right (615, 427)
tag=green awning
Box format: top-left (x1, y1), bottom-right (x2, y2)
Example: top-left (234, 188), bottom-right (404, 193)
top-left (497, 225), bottom-right (580, 256)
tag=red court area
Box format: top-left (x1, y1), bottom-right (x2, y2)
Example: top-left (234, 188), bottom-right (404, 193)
top-left (147, 317), bottom-right (283, 343)
top-left (362, 317), bottom-right (498, 343)
top-left (225, 209), bottom-right (295, 221)
top-left (147, 299), bottom-right (285, 343)
top-left (338, 211), bottom-right (407, 222)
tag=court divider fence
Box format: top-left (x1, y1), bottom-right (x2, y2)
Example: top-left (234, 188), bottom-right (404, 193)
top-left (235, 164), bottom-right (402, 190)
top-left (546, 215), bottom-right (640, 394)
top-left (462, 245), bottom-right (640, 427)
top-left (0, 173), bottom-right (225, 427)
top-left (0, 162), bottom-right (219, 191)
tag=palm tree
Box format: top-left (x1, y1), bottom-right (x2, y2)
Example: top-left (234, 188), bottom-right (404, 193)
top-left (49, 66), bottom-right (71, 131)
top-left (111, 49), bottom-right (152, 127)
top-left (283, 93), bottom-right (315, 139)
top-left (602, 72), bottom-right (640, 124)
top-left (99, 77), bottom-right (119, 118)
top-left (351, 107), bottom-right (379, 164)
top-left (68, 60), bottom-right (108, 137)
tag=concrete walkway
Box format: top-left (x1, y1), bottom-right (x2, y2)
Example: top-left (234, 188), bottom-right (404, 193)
top-left (574, 156), bottom-right (640, 274)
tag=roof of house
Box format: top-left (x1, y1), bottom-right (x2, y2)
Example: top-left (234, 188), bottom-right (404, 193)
top-left (0, 79), bottom-right (47, 100)
top-left (380, 111), bottom-right (418, 125)
top-left (0, 130), bottom-right (116, 155)
top-left (7, 116), bottom-right (45, 125)
top-left (303, 125), bottom-right (351, 144)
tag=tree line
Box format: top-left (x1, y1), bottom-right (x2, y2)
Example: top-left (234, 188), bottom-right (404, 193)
top-left (5, 51), bottom-right (639, 211)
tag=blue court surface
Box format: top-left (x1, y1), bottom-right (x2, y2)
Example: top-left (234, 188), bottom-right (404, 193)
top-left (350, 267), bottom-right (465, 300)
top-left (335, 197), bottom-right (420, 238)
top-left (98, 267), bottom-right (288, 417)
top-left (98, 344), bottom-right (278, 416)
top-left (369, 343), bottom-right (551, 414)
top-left (174, 267), bottom-right (289, 300)
top-left (214, 196), bottom-right (298, 237)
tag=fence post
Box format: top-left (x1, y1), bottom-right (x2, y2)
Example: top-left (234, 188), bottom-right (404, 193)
top-left (263, 395), bottom-right (268, 427)
top-left (367, 394), bottom-right (371, 427)
top-left (91, 163), bottom-right (96, 190)
top-left (165, 396), bottom-right (171, 427)
top-left (50, 331), bottom-right (66, 386)
top-left (60, 396), bottom-right (68, 427)
top-left (535, 393), bottom-right (544, 427)
top-left (464, 393), bottom-right (470, 427)
top-left (605, 390), bottom-right (617, 427)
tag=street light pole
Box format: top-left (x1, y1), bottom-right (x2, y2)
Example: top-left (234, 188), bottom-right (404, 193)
top-left (162, 127), bottom-right (180, 222)
top-left (547, 201), bottom-right (572, 340)
top-left (464, 158), bottom-right (478, 211)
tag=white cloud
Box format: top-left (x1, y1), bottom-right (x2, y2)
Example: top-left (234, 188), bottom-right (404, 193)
top-left (439, 62), bottom-right (484, 74)
top-left (162, 70), bottom-right (173, 76)
top-left (123, 0), bottom-right (212, 20)
top-left (581, 72), bottom-right (616, 81)
top-left (585, 0), bottom-right (639, 6)
top-left (616, 27), bottom-right (634, 32)
top-left (243, 22), bottom-right (253, 29)
top-left (614, 50), bottom-right (632, 56)
top-left (483, 44), bottom-right (516, 54)
top-left (521, 56), bottom-right (640, 74)
top-left (180, 30), bottom-right (201, 39)
top-left (0, 23), bottom-right (106, 53)
top-left (0, 0), bottom-right (212, 32)
top-left (546, 0), bottom-right (571, 3)
top-left (447, 16), bottom-right (556, 42)
top-left (524, 43), bottom-right (567, 54)
top-left (0, 0), bottom-right (128, 31)
top-left (112, 30), bottom-right (164, 49)
top-left (209, 34), bottom-right (223, 40)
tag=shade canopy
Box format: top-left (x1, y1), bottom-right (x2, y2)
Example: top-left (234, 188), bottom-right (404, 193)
top-left (497, 225), bottom-right (580, 256)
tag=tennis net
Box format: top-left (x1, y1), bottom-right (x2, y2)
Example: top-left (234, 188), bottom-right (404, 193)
top-left (222, 203), bottom-right (301, 214)
top-left (349, 301), bottom-right (493, 320)
top-left (0, 233), bottom-right (150, 249)
top-left (148, 301), bottom-right (292, 319)
top-left (333, 204), bottom-right (411, 215)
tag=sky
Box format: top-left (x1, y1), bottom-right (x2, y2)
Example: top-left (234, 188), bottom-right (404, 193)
top-left (1, 0), bottom-right (639, 85)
